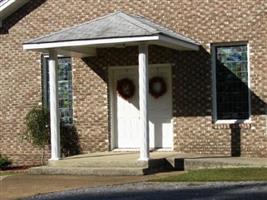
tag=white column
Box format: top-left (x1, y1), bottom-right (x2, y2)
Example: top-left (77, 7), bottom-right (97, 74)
top-left (49, 49), bottom-right (61, 160)
top-left (138, 44), bottom-right (150, 161)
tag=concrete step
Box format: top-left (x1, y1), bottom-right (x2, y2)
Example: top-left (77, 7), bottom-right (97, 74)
top-left (29, 153), bottom-right (267, 176)
top-left (184, 159), bottom-right (245, 170)
top-left (29, 158), bottom-right (176, 176)
top-left (48, 158), bottom-right (173, 170)
top-left (29, 166), bottom-right (151, 176)
top-left (173, 158), bottom-right (266, 171)
top-left (48, 160), bottom-right (148, 168)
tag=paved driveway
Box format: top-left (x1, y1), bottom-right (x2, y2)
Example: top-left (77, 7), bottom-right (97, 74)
top-left (0, 174), bottom-right (148, 200)
top-left (24, 182), bottom-right (267, 200)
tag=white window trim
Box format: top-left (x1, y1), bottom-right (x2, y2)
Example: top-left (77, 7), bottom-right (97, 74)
top-left (211, 42), bottom-right (251, 124)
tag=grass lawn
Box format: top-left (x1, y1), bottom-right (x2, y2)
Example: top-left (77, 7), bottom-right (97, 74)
top-left (0, 172), bottom-right (17, 176)
top-left (153, 168), bottom-right (267, 182)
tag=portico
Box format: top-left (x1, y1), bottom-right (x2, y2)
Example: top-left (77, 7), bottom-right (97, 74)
top-left (23, 11), bottom-right (199, 162)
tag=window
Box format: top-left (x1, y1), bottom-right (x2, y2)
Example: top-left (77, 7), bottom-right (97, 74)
top-left (42, 56), bottom-right (73, 124)
top-left (212, 43), bottom-right (250, 122)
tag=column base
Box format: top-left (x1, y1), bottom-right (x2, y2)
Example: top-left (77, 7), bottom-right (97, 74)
top-left (138, 157), bottom-right (149, 162)
top-left (49, 157), bottom-right (61, 161)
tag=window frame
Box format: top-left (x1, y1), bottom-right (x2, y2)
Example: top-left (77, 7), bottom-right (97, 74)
top-left (211, 42), bottom-right (251, 124)
top-left (41, 54), bottom-right (74, 125)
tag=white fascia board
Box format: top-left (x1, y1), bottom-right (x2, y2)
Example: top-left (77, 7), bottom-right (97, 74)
top-left (0, 0), bottom-right (15, 12)
top-left (23, 36), bottom-right (160, 50)
top-left (0, 0), bottom-right (29, 21)
top-left (158, 35), bottom-right (199, 51)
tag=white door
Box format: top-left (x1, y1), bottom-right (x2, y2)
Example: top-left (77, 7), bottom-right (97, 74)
top-left (111, 65), bottom-right (173, 149)
top-left (148, 67), bottom-right (173, 149)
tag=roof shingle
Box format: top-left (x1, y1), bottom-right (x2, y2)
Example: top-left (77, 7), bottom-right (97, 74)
top-left (25, 11), bottom-right (198, 46)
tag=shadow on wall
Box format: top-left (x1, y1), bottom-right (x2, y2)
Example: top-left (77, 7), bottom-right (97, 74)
top-left (230, 125), bottom-right (241, 157)
top-left (82, 45), bottom-right (266, 155)
top-left (60, 124), bottom-right (81, 157)
top-left (174, 46), bottom-right (266, 117)
top-left (83, 45), bottom-right (266, 116)
top-left (173, 46), bottom-right (266, 156)
top-left (0, 0), bottom-right (47, 34)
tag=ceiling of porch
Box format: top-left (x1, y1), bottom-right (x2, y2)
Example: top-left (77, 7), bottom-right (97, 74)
top-left (23, 11), bottom-right (199, 57)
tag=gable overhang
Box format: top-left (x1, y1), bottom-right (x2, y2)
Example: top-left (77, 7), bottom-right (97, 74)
top-left (23, 34), bottom-right (199, 57)
top-left (22, 11), bottom-right (200, 57)
top-left (0, 0), bottom-right (29, 26)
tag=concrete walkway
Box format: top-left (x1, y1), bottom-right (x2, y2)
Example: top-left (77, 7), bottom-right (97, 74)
top-left (2, 152), bottom-right (267, 200)
top-left (0, 171), bottom-right (183, 200)
top-left (0, 174), bottom-right (142, 200)
top-left (47, 152), bottom-right (267, 169)
top-left (30, 152), bottom-right (267, 176)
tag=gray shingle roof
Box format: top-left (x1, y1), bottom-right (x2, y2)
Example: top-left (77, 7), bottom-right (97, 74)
top-left (25, 11), bottom-right (198, 46)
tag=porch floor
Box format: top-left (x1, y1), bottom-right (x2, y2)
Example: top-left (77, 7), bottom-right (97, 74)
top-left (29, 152), bottom-right (267, 176)
top-left (50, 151), bottom-right (183, 168)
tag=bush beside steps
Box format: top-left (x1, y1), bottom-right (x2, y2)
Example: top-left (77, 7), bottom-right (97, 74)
top-left (0, 154), bottom-right (11, 170)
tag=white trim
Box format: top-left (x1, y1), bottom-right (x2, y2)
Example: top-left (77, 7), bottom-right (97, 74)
top-left (214, 119), bottom-right (251, 124)
top-left (0, 0), bottom-right (29, 22)
top-left (23, 35), bottom-right (200, 53)
top-left (211, 42), bottom-right (251, 124)
top-left (0, 0), bottom-right (15, 12)
top-left (109, 63), bottom-right (175, 70)
top-left (247, 42), bottom-right (252, 122)
top-left (48, 49), bottom-right (61, 160)
top-left (108, 68), bottom-right (116, 150)
top-left (43, 54), bottom-right (67, 58)
top-left (166, 64), bottom-right (174, 151)
top-left (23, 36), bottom-right (160, 50)
top-left (138, 44), bottom-right (149, 161)
top-left (211, 44), bottom-right (217, 123)
top-left (112, 148), bottom-right (173, 152)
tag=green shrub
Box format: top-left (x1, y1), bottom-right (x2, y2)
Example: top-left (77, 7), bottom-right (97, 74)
top-left (0, 154), bottom-right (11, 169)
top-left (23, 106), bottom-right (50, 164)
top-left (24, 106), bottom-right (50, 148)
top-left (23, 105), bottom-right (81, 163)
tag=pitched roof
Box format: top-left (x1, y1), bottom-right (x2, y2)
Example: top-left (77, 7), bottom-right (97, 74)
top-left (25, 11), bottom-right (199, 46)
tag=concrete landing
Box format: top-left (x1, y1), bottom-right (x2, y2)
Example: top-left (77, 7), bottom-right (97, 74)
top-left (30, 152), bottom-right (179, 176)
top-left (29, 152), bottom-right (267, 176)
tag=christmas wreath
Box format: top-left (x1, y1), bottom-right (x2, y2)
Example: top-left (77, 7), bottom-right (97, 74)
top-left (149, 76), bottom-right (167, 98)
top-left (117, 78), bottom-right (135, 99)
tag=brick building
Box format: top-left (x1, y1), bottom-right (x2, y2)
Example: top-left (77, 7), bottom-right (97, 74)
top-left (0, 0), bottom-right (266, 166)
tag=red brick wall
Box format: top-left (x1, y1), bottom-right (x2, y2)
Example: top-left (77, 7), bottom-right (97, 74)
top-left (0, 0), bottom-right (266, 166)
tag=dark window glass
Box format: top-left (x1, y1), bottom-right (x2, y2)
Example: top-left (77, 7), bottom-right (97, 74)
top-left (215, 45), bottom-right (249, 120)
top-left (42, 57), bottom-right (73, 124)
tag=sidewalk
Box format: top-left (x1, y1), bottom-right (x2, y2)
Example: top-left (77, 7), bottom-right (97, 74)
top-left (2, 154), bottom-right (267, 200)
top-left (0, 171), bottom-right (183, 200)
